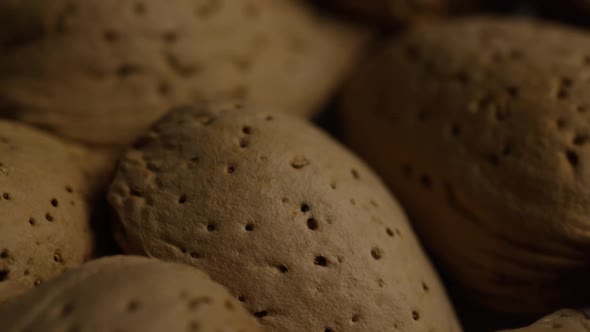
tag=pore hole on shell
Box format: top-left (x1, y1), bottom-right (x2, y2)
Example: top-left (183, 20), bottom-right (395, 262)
top-left (207, 223), bottom-right (216, 232)
top-left (0, 270), bottom-right (9, 281)
top-left (127, 300), bottom-right (140, 312)
top-left (45, 213), bottom-right (54, 222)
top-left (2, 193), bottom-right (11, 200)
top-left (227, 165), bottom-right (235, 174)
top-left (158, 81), bottom-right (172, 97)
top-left (103, 30), bottom-right (119, 42)
top-left (224, 300), bottom-right (234, 311)
top-left (187, 296), bottom-right (212, 310)
top-left (422, 281), bottom-right (429, 292)
top-left (352, 314), bottom-right (361, 323)
top-left (195, 0), bottom-right (222, 18)
top-left (51, 198), bottom-right (59, 207)
top-left (506, 86), bottom-right (519, 98)
top-left (371, 247), bottom-right (383, 260)
top-left (254, 310), bottom-right (268, 318)
top-left (306, 218), bottom-right (318, 230)
top-left (386, 228), bottom-right (395, 237)
top-left (65, 186), bottom-right (73, 193)
top-left (277, 264), bottom-right (288, 273)
top-left (133, 2), bottom-right (146, 14)
top-left (29, 217), bottom-right (36, 226)
top-left (290, 156), bottom-right (309, 169)
top-left (574, 135), bottom-right (589, 146)
top-left (314, 256), bottom-right (328, 267)
top-left (566, 149), bottom-right (579, 167)
top-left (53, 253), bottom-right (63, 263)
top-left (351, 169), bottom-right (360, 179)
top-left (300, 203), bottom-right (310, 213)
top-left (116, 63), bottom-right (141, 77)
top-left (162, 31), bottom-right (178, 43)
top-left (188, 321), bottom-right (201, 332)
top-left (325, 328), bottom-right (334, 332)
top-left (239, 138), bottom-right (249, 148)
top-left (242, 126), bottom-right (252, 134)
top-left (412, 310), bottom-right (420, 321)
top-left (245, 224), bottom-right (254, 232)
top-left (178, 194), bottom-right (187, 204)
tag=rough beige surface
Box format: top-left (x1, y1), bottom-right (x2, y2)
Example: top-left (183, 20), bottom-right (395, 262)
top-left (108, 103), bottom-right (462, 332)
top-left (499, 309), bottom-right (590, 331)
top-left (0, 256), bottom-right (261, 332)
top-left (0, 0), bottom-right (370, 147)
top-left (325, 0), bottom-right (473, 24)
top-left (342, 17), bottom-right (590, 317)
top-left (0, 120), bottom-right (108, 303)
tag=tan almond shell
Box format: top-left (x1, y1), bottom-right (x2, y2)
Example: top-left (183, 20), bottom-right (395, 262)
top-left (341, 17), bottom-right (590, 316)
top-left (107, 103), bottom-right (462, 332)
top-left (0, 120), bottom-right (108, 303)
top-left (498, 309), bottom-right (590, 332)
top-left (0, 0), bottom-right (370, 146)
top-left (0, 256), bottom-right (261, 332)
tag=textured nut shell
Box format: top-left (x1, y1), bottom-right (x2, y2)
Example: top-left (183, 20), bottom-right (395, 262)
top-left (341, 17), bottom-right (590, 316)
top-left (0, 120), bottom-right (105, 303)
top-left (108, 103), bottom-right (461, 331)
top-left (0, 256), bottom-right (261, 332)
top-left (498, 309), bottom-right (590, 331)
top-left (0, 0), bottom-right (370, 146)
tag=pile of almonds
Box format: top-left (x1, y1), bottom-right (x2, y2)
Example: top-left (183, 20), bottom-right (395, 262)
top-left (1, 1), bottom-right (590, 331)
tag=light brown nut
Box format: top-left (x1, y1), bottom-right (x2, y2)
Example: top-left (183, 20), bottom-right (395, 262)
top-left (0, 120), bottom-right (106, 303)
top-left (0, 256), bottom-right (261, 332)
top-left (0, 0), bottom-right (371, 146)
top-left (341, 17), bottom-right (590, 317)
top-left (107, 103), bottom-right (462, 332)
top-left (498, 309), bottom-right (590, 331)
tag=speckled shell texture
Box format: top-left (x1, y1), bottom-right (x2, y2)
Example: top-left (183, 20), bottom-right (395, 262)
top-left (0, 256), bottom-right (261, 332)
top-left (0, 120), bottom-right (104, 303)
top-left (342, 17), bottom-right (590, 316)
top-left (0, 0), bottom-right (370, 146)
top-left (108, 103), bottom-right (462, 332)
